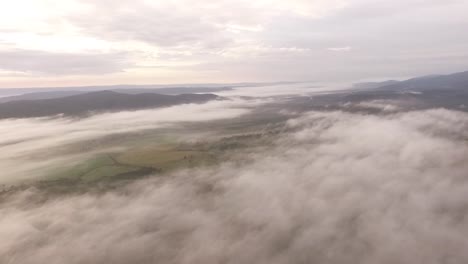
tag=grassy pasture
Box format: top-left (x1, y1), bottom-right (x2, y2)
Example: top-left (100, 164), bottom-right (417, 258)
top-left (116, 145), bottom-right (217, 171)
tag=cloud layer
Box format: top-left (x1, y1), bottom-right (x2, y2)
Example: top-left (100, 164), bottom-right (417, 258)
top-left (2, 108), bottom-right (468, 263)
top-left (0, 98), bottom-right (260, 183)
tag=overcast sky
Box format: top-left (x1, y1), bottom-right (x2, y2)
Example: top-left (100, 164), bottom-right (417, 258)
top-left (0, 0), bottom-right (467, 88)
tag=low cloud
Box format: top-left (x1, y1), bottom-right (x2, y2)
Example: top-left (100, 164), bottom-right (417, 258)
top-left (2, 108), bottom-right (468, 263)
top-left (216, 82), bottom-right (341, 97)
top-left (0, 98), bottom-right (260, 183)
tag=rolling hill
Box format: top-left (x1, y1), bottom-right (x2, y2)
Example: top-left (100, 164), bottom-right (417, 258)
top-left (0, 91), bottom-right (220, 119)
top-left (357, 71), bottom-right (468, 92)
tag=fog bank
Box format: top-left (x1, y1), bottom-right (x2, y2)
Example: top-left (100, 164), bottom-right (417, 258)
top-left (0, 98), bottom-right (261, 183)
top-left (2, 109), bottom-right (468, 263)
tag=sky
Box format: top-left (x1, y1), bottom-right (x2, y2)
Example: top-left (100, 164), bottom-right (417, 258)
top-left (0, 0), bottom-right (468, 88)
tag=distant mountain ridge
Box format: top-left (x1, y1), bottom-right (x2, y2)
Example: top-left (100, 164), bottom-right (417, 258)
top-left (0, 91), bottom-right (85, 103)
top-left (0, 87), bottom-right (232, 103)
top-left (353, 80), bottom-right (400, 90)
top-left (355, 71), bottom-right (468, 92)
top-left (0, 91), bottom-right (220, 119)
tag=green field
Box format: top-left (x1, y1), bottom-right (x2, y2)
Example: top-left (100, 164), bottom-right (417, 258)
top-left (5, 120), bottom-right (282, 196)
top-left (116, 146), bottom-right (217, 171)
top-left (43, 144), bottom-right (218, 186)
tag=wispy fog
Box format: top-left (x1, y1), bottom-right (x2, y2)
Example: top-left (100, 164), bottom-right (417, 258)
top-left (2, 108), bottom-right (468, 263)
top-left (0, 98), bottom-right (261, 183)
top-left (216, 82), bottom-right (347, 97)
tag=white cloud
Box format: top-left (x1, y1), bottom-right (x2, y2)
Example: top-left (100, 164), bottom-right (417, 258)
top-left (0, 49), bottom-right (130, 75)
top-left (327, 46), bottom-right (352, 52)
top-left (0, 98), bottom-right (262, 183)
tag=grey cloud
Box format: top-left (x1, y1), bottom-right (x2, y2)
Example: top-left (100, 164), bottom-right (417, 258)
top-left (2, 109), bottom-right (468, 263)
top-left (189, 12), bottom-right (468, 81)
top-left (255, 0), bottom-right (468, 81)
top-left (331, 0), bottom-right (464, 21)
top-left (0, 49), bottom-right (131, 75)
